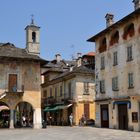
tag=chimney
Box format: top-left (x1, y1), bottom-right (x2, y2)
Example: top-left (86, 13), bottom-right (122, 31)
top-left (55, 54), bottom-right (61, 63)
top-left (76, 57), bottom-right (82, 67)
top-left (105, 13), bottom-right (114, 27)
top-left (133, 0), bottom-right (140, 10)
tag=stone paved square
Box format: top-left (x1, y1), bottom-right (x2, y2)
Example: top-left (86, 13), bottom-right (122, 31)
top-left (0, 126), bottom-right (140, 140)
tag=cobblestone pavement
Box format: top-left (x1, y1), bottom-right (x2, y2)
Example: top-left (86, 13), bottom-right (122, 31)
top-left (0, 126), bottom-right (140, 140)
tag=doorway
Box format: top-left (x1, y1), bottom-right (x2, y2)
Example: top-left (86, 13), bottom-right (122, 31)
top-left (100, 104), bottom-right (109, 128)
top-left (118, 104), bottom-right (128, 130)
top-left (0, 102), bottom-right (10, 128)
top-left (15, 102), bottom-right (33, 128)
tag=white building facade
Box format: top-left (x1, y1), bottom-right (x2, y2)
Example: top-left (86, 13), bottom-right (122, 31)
top-left (88, 0), bottom-right (140, 131)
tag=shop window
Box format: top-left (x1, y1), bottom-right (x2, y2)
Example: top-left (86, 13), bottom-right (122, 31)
top-left (110, 31), bottom-right (119, 46)
top-left (123, 23), bottom-right (135, 40)
top-left (99, 38), bottom-right (107, 53)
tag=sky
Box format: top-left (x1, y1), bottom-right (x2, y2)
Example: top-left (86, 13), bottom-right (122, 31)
top-left (0, 0), bottom-right (134, 60)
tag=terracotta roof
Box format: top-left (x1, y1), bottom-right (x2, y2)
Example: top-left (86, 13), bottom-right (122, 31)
top-left (87, 8), bottom-right (140, 42)
top-left (84, 52), bottom-right (95, 56)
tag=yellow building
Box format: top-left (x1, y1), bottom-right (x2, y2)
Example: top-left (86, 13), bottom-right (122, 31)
top-left (41, 65), bottom-right (95, 125)
top-left (0, 19), bottom-right (46, 129)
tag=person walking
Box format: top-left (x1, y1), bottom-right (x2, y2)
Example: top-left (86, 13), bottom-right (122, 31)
top-left (69, 113), bottom-right (73, 126)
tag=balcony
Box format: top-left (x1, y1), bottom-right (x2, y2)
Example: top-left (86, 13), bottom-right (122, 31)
top-left (5, 85), bottom-right (24, 96)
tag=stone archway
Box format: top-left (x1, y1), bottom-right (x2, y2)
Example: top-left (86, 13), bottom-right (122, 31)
top-left (15, 102), bottom-right (34, 128)
top-left (0, 101), bottom-right (10, 128)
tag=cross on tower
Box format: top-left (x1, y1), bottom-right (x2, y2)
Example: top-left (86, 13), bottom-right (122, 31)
top-left (31, 14), bottom-right (34, 25)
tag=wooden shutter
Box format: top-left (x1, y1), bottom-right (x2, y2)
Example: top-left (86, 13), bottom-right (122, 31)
top-left (84, 103), bottom-right (90, 119)
top-left (9, 74), bottom-right (17, 92)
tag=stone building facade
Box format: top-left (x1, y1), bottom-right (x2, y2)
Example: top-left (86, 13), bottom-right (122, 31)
top-left (88, 0), bottom-right (140, 131)
top-left (41, 65), bottom-right (95, 125)
top-left (0, 20), bottom-right (46, 129)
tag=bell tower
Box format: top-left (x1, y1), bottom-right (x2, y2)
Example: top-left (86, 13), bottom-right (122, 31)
top-left (25, 15), bottom-right (40, 56)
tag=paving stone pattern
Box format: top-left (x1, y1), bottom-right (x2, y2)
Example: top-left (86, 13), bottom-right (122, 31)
top-left (0, 126), bottom-right (140, 140)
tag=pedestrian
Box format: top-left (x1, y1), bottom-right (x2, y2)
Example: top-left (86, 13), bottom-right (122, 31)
top-left (81, 114), bottom-right (86, 126)
top-left (69, 113), bottom-right (73, 126)
top-left (22, 115), bottom-right (26, 127)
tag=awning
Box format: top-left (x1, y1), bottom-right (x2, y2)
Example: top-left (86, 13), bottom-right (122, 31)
top-left (0, 105), bottom-right (9, 111)
top-left (57, 104), bottom-right (72, 110)
top-left (113, 101), bottom-right (131, 109)
top-left (43, 104), bottom-right (72, 112)
top-left (43, 106), bottom-right (58, 112)
top-left (0, 92), bottom-right (7, 99)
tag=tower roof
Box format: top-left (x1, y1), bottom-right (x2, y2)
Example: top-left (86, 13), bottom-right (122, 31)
top-left (25, 16), bottom-right (40, 30)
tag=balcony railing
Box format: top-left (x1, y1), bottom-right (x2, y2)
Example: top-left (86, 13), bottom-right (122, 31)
top-left (6, 85), bottom-right (24, 95)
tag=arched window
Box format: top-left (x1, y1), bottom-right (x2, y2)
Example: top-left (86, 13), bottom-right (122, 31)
top-left (110, 31), bottom-right (119, 46)
top-left (99, 37), bottom-right (107, 53)
top-left (123, 23), bottom-right (135, 40)
top-left (32, 32), bottom-right (36, 42)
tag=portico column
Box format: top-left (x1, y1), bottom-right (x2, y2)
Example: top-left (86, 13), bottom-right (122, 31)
top-left (33, 108), bottom-right (42, 129)
top-left (9, 109), bottom-right (14, 129)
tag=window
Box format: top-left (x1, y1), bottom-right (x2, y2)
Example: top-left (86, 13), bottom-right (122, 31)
top-left (50, 87), bottom-right (52, 97)
top-left (68, 82), bottom-right (72, 99)
top-left (55, 87), bottom-right (57, 100)
top-left (112, 77), bottom-right (119, 91)
top-left (110, 31), bottom-right (119, 46)
top-left (127, 46), bottom-right (133, 61)
top-left (43, 90), bottom-right (47, 98)
top-left (99, 37), bottom-right (107, 53)
top-left (113, 51), bottom-right (118, 66)
top-left (84, 82), bottom-right (89, 95)
top-left (32, 32), bottom-right (36, 42)
top-left (8, 74), bottom-right (17, 92)
top-left (128, 73), bottom-right (134, 88)
top-left (123, 23), bottom-right (135, 40)
top-left (100, 80), bottom-right (105, 93)
top-left (60, 85), bottom-right (62, 97)
top-left (101, 56), bottom-right (105, 70)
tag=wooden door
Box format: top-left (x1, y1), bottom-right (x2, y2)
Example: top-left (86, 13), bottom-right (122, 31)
top-left (84, 103), bottom-right (90, 119)
top-left (100, 104), bottom-right (109, 128)
top-left (8, 74), bottom-right (17, 92)
top-left (118, 104), bottom-right (128, 130)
